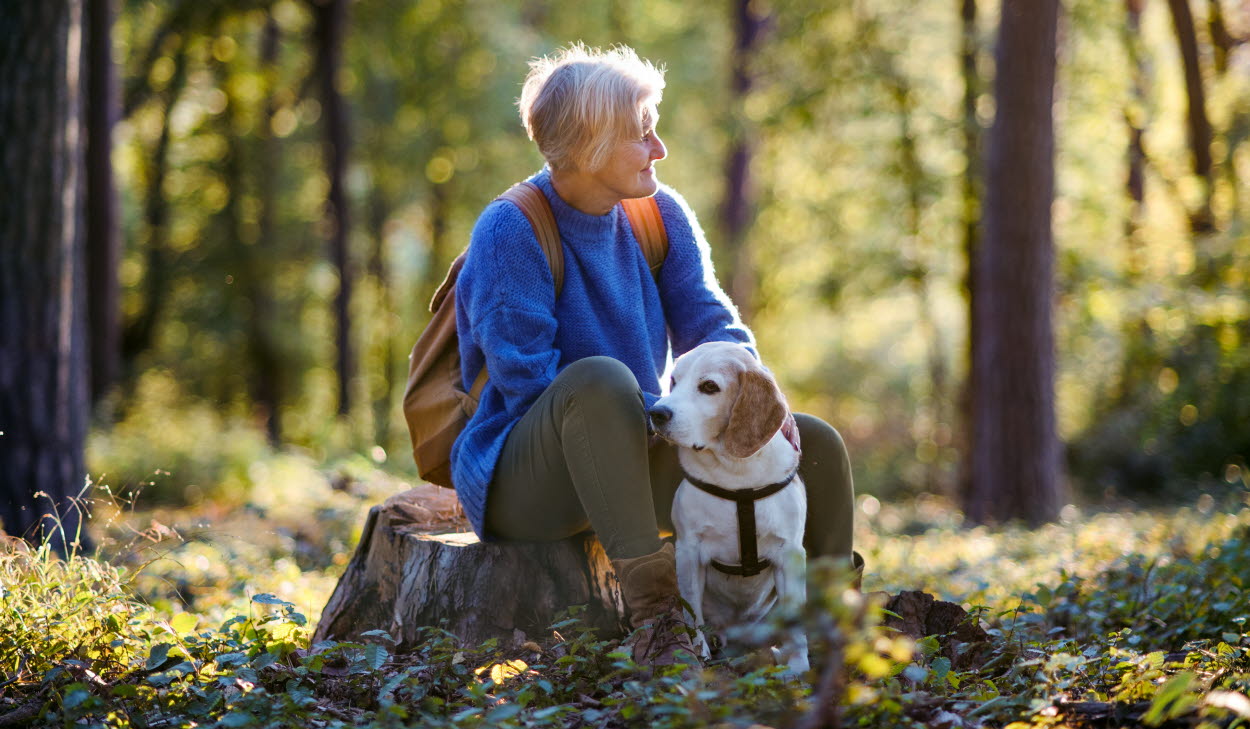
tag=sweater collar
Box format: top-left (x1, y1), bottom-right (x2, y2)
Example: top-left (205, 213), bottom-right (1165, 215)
top-left (530, 167), bottom-right (619, 242)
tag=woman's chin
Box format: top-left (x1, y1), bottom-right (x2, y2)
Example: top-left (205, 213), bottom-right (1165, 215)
top-left (635, 175), bottom-right (659, 198)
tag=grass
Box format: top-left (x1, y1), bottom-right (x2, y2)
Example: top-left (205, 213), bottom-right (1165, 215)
top-left (2, 461), bottom-right (1249, 728)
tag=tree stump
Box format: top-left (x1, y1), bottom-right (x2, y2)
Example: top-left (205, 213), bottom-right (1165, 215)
top-left (313, 487), bottom-right (627, 649)
top-left (882, 590), bottom-right (991, 670)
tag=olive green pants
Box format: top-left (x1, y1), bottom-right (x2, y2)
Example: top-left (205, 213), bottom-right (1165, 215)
top-left (484, 356), bottom-right (855, 562)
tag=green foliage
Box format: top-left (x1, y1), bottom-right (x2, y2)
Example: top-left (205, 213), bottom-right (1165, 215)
top-left (8, 489), bottom-right (1250, 728)
top-left (1072, 314), bottom-right (1250, 500)
top-left (88, 370), bottom-right (273, 505)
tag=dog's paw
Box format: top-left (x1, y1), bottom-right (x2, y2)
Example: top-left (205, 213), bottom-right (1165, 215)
top-left (770, 645), bottom-right (810, 677)
top-left (693, 630), bottom-right (712, 660)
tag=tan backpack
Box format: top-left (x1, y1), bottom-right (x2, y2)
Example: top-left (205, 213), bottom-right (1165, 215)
top-left (402, 181), bottom-right (669, 488)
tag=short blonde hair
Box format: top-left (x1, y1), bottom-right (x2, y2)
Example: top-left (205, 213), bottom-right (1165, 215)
top-left (518, 43), bottom-right (666, 172)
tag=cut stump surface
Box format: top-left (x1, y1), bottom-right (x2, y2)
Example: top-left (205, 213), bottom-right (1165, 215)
top-left (313, 487), bottom-right (626, 649)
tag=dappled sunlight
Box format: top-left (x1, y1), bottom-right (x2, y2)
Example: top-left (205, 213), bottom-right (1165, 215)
top-left (859, 491), bottom-right (1250, 611)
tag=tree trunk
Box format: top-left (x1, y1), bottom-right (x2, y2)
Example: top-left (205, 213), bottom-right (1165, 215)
top-left (721, 0), bottom-right (768, 320)
top-left (314, 488), bottom-right (627, 648)
top-left (1166, 0), bottom-right (1216, 235)
top-left (0, 0), bottom-right (92, 554)
top-left (1124, 0), bottom-right (1147, 268)
top-left (121, 47), bottom-right (186, 375)
top-left (311, 0), bottom-right (354, 418)
top-left (366, 192), bottom-right (394, 449)
top-left (252, 13), bottom-right (284, 445)
top-left (85, 0), bottom-right (119, 408)
top-left (964, 0), bottom-right (1062, 526)
top-left (957, 0), bottom-right (982, 501)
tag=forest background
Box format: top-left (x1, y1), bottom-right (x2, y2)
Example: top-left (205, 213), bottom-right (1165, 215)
top-left (55, 0), bottom-right (1247, 514)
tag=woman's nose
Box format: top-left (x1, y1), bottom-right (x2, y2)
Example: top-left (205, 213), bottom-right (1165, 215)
top-left (649, 133), bottom-right (667, 161)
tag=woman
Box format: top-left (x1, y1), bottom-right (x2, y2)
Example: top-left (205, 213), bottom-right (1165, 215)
top-left (450, 44), bottom-right (858, 668)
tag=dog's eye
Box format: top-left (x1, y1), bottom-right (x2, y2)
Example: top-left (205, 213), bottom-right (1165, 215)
top-left (670, 376), bottom-right (677, 390)
top-left (698, 380), bottom-right (720, 395)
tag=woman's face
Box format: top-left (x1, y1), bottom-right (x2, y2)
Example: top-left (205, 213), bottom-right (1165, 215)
top-left (586, 109), bottom-right (668, 203)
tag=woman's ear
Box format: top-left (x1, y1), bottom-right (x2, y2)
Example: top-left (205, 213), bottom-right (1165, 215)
top-left (723, 367), bottom-right (788, 458)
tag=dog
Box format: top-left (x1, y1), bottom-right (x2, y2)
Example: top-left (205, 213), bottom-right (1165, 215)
top-left (648, 341), bottom-right (809, 673)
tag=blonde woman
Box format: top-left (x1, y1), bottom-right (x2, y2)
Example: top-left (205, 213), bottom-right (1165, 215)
top-left (450, 44), bottom-right (858, 669)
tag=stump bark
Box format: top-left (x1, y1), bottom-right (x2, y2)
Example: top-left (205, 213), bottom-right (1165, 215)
top-left (313, 487), bottom-right (627, 649)
top-left (882, 590), bottom-right (991, 670)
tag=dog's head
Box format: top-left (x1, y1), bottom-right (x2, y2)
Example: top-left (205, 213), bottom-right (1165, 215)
top-left (649, 341), bottom-right (790, 459)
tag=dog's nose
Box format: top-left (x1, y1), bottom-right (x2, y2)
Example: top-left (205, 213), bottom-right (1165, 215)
top-left (648, 406), bottom-right (673, 428)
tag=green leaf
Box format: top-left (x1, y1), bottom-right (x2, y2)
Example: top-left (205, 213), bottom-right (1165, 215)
top-left (147, 643), bottom-right (171, 670)
top-left (170, 612), bottom-right (198, 634)
top-left (219, 710), bottom-right (256, 727)
top-left (62, 686), bottom-right (91, 709)
top-left (903, 664), bottom-right (928, 683)
top-left (251, 593), bottom-right (291, 606)
top-left (485, 704), bottom-right (522, 722)
top-left (360, 629), bottom-right (396, 644)
top-left (1143, 672), bottom-right (1196, 726)
top-left (532, 706), bottom-right (566, 719)
top-left (365, 643), bottom-right (389, 671)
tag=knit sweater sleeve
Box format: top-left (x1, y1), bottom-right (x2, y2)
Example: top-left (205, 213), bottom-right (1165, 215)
top-left (652, 185), bottom-right (755, 357)
top-left (458, 200), bottom-right (560, 417)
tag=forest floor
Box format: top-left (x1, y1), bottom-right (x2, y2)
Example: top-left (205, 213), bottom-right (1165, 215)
top-left (2, 460), bottom-right (1249, 728)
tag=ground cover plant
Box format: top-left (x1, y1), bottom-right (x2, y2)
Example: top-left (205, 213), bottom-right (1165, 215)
top-left (2, 469), bottom-right (1249, 728)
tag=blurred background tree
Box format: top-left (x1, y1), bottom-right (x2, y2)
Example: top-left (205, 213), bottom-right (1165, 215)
top-left (0, 0), bottom-right (92, 554)
top-left (16, 0), bottom-right (1244, 522)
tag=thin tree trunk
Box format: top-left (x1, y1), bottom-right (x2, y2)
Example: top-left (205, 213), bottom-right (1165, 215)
top-left (721, 0), bottom-right (767, 320)
top-left (1114, 0), bottom-right (1159, 411)
top-left (0, 0), bottom-right (92, 554)
top-left (1206, 0), bottom-right (1233, 78)
top-left (425, 181), bottom-right (453, 302)
top-left (1165, 0), bottom-right (1216, 236)
top-left (121, 48), bottom-right (186, 373)
top-left (957, 0), bottom-right (981, 500)
top-left (252, 14), bottom-right (283, 444)
top-left (312, 0), bottom-right (353, 417)
top-left (1125, 0), bottom-right (1148, 273)
top-left (366, 192), bottom-right (394, 449)
top-left (85, 0), bottom-right (119, 408)
top-left (965, 0), bottom-right (1063, 526)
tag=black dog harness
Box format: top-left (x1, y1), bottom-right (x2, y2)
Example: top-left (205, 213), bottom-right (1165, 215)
top-left (683, 469), bottom-right (798, 577)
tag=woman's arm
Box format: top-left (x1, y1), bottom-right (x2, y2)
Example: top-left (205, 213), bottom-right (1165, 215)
top-left (652, 186), bottom-right (755, 357)
top-left (457, 201), bottom-right (562, 418)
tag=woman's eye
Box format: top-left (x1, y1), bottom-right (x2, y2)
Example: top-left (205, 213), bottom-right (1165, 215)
top-left (698, 381), bottom-right (720, 395)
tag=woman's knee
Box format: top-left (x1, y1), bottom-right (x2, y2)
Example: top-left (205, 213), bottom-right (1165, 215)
top-left (795, 413), bottom-right (849, 466)
top-left (552, 356), bottom-right (644, 416)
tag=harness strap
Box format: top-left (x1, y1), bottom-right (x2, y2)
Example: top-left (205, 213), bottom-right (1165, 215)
top-left (683, 470), bottom-right (797, 577)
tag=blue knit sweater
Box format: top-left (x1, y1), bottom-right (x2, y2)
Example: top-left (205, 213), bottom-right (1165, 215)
top-left (450, 168), bottom-right (753, 538)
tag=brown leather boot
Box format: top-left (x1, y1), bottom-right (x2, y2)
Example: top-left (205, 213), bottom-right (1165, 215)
top-left (611, 543), bottom-right (702, 671)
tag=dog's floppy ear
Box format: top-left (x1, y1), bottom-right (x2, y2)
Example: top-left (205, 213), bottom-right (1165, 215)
top-left (724, 366), bottom-right (789, 458)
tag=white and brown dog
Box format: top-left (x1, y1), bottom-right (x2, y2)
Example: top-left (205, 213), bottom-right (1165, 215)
top-left (648, 341), bottom-right (809, 673)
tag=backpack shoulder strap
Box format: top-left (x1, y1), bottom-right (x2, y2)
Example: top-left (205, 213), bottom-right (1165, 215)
top-left (496, 181), bottom-right (563, 294)
top-left (621, 196), bottom-right (669, 275)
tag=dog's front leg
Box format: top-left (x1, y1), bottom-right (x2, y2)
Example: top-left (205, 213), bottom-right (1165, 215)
top-left (675, 538), bottom-right (711, 660)
top-left (774, 545), bottom-right (810, 674)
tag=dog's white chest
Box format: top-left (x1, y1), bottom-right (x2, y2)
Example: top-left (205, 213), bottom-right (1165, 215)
top-left (671, 477), bottom-right (806, 625)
